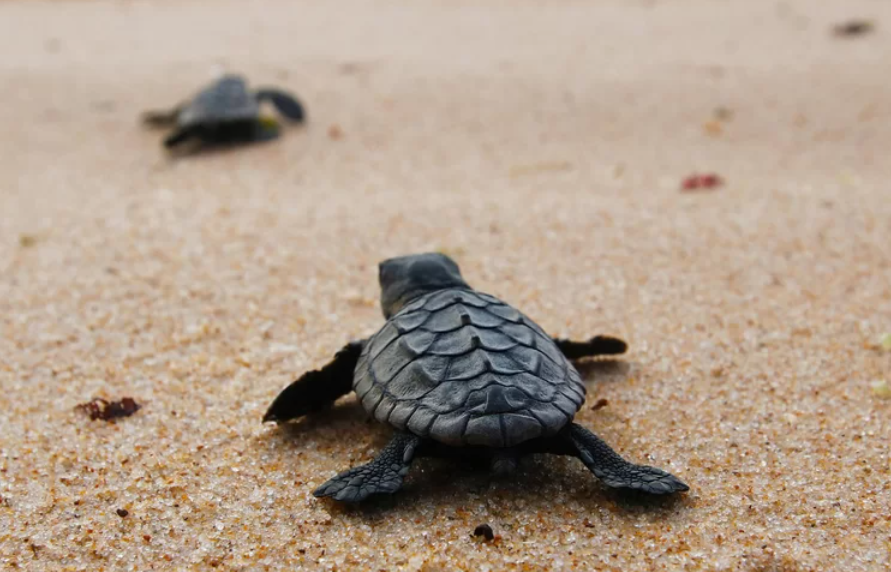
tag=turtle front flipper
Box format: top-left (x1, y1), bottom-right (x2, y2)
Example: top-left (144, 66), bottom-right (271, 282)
top-left (566, 423), bottom-right (688, 494)
top-left (263, 341), bottom-right (363, 423)
top-left (554, 335), bottom-right (627, 360)
top-left (314, 432), bottom-right (421, 502)
top-left (255, 88), bottom-right (306, 122)
top-left (142, 106), bottom-right (182, 128)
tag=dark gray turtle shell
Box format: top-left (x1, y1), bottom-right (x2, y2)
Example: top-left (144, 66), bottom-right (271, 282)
top-left (178, 76), bottom-right (259, 128)
top-left (354, 289), bottom-right (586, 448)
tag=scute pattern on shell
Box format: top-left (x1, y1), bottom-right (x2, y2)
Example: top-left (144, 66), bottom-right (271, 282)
top-left (354, 289), bottom-right (586, 448)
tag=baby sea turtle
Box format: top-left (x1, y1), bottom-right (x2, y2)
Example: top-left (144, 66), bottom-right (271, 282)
top-left (142, 74), bottom-right (305, 149)
top-left (264, 253), bottom-right (688, 502)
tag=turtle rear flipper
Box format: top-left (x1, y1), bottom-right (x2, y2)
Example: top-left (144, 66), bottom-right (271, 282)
top-left (567, 424), bottom-right (688, 494)
top-left (263, 341), bottom-right (363, 423)
top-left (314, 432), bottom-right (421, 502)
top-left (163, 126), bottom-right (201, 148)
top-left (554, 336), bottom-right (627, 360)
top-left (256, 88), bottom-right (306, 122)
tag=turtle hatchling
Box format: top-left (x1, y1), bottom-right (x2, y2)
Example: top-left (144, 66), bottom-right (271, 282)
top-left (265, 253), bottom-right (689, 502)
top-left (142, 74), bottom-right (305, 150)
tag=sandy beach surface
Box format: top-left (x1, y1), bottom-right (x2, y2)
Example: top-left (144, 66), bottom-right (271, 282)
top-left (2, 0), bottom-right (891, 570)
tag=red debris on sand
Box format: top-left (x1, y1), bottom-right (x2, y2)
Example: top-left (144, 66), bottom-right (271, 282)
top-left (76, 397), bottom-right (141, 421)
top-left (327, 124), bottom-right (344, 140)
top-left (681, 173), bottom-right (724, 191)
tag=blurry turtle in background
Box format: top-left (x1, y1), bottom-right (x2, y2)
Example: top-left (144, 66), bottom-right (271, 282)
top-left (142, 74), bottom-right (305, 150)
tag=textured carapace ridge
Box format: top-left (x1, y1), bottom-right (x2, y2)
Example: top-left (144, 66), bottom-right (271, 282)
top-left (354, 289), bottom-right (586, 448)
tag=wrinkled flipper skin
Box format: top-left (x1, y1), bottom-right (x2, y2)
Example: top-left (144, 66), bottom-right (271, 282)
top-left (568, 424), bottom-right (688, 494)
top-left (256, 89), bottom-right (306, 122)
top-left (314, 432), bottom-right (421, 502)
top-left (263, 341), bottom-right (363, 423)
top-left (554, 335), bottom-right (628, 360)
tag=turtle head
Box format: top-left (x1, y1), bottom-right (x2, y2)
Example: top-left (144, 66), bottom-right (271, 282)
top-left (378, 253), bottom-right (469, 318)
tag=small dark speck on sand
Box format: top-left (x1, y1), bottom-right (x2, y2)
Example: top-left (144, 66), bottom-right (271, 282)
top-left (591, 398), bottom-right (610, 411)
top-left (472, 524), bottom-right (495, 541)
top-left (116, 509), bottom-right (129, 518)
top-left (833, 20), bottom-right (875, 37)
top-left (76, 397), bottom-right (141, 421)
top-left (713, 107), bottom-right (734, 121)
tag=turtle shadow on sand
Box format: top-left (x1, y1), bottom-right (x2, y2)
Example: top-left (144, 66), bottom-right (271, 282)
top-left (154, 133), bottom-right (281, 160)
top-left (258, 398), bottom-right (378, 444)
top-left (262, 378), bottom-right (692, 518)
top-left (315, 454), bottom-right (691, 521)
top-left (575, 358), bottom-right (632, 384)
top-left (262, 377), bottom-right (691, 518)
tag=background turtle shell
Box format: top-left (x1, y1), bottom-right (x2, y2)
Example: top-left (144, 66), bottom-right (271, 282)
top-left (178, 76), bottom-right (259, 128)
top-left (354, 289), bottom-right (586, 448)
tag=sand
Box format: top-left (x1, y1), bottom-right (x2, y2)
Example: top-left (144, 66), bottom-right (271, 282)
top-left (1, 0), bottom-right (890, 570)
